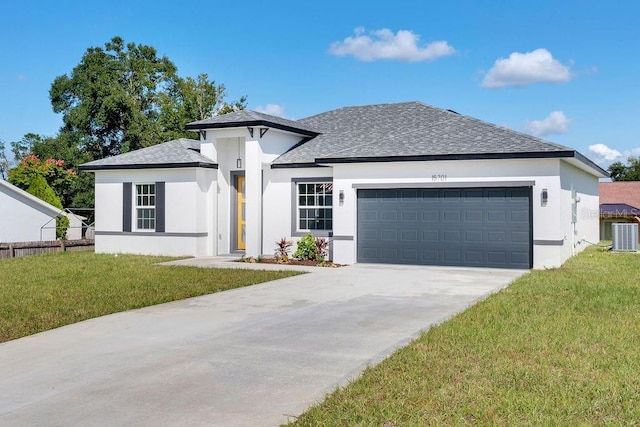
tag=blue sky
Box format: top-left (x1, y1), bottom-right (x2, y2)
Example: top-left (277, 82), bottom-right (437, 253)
top-left (1, 0), bottom-right (638, 167)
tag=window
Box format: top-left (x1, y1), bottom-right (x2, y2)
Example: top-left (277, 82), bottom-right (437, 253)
top-left (136, 184), bottom-right (155, 230)
top-left (297, 182), bottom-right (333, 231)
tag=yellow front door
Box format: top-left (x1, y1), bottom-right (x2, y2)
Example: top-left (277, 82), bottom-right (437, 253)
top-left (236, 175), bottom-right (246, 250)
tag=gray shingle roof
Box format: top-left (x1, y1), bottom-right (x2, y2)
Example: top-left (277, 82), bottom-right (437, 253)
top-left (79, 139), bottom-right (216, 170)
top-left (185, 110), bottom-right (319, 136)
top-left (78, 102), bottom-right (606, 177)
top-left (273, 101), bottom-right (575, 165)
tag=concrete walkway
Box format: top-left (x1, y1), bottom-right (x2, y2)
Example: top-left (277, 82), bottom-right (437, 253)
top-left (0, 261), bottom-right (526, 426)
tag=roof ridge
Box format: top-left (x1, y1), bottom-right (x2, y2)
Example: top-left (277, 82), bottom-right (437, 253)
top-left (300, 101), bottom-right (427, 122)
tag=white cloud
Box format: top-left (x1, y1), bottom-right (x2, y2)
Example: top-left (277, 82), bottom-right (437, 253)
top-left (329, 27), bottom-right (455, 62)
top-left (588, 144), bottom-right (640, 168)
top-left (482, 48), bottom-right (572, 88)
top-left (17, 74), bottom-right (27, 81)
top-left (522, 111), bottom-right (571, 137)
top-left (255, 104), bottom-right (286, 117)
top-left (589, 143), bottom-right (622, 162)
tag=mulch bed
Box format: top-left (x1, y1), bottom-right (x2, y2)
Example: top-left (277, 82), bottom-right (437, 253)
top-left (237, 257), bottom-right (343, 267)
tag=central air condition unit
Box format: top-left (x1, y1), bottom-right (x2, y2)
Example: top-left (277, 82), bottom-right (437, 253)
top-left (611, 223), bottom-right (639, 252)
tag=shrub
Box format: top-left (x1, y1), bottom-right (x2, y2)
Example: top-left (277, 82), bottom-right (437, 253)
top-left (274, 237), bottom-right (293, 263)
top-left (56, 215), bottom-right (70, 240)
top-left (314, 237), bottom-right (329, 262)
top-left (293, 233), bottom-right (317, 261)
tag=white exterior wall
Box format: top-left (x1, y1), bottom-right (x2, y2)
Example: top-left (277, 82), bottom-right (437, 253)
top-left (262, 167), bottom-right (333, 256)
top-left (265, 157), bottom-right (593, 269)
top-left (560, 160), bottom-right (600, 255)
top-left (0, 183), bottom-right (58, 242)
top-left (93, 168), bottom-right (216, 256)
top-left (201, 128), bottom-right (304, 255)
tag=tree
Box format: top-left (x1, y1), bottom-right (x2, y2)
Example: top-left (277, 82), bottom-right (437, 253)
top-left (8, 154), bottom-right (77, 208)
top-left (50, 36), bottom-right (246, 160)
top-left (159, 73), bottom-right (247, 140)
top-left (608, 157), bottom-right (640, 181)
top-left (0, 140), bottom-right (10, 179)
top-left (50, 36), bottom-right (179, 159)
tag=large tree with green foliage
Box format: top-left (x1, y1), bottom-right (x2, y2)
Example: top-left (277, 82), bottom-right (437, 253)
top-left (607, 157), bottom-right (640, 181)
top-left (50, 36), bottom-right (245, 160)
top-left (159, 73), bottom-right (247, 140)
top-left (50, 36), bottom-right (178, 159)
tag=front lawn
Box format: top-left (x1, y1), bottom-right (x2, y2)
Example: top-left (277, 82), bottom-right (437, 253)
top-left (0, 251), bottom-right (300, 343)
top-left (291, 246), bottom-right (640, 425)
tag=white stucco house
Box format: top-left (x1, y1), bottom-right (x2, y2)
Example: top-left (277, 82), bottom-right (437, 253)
top-left (79, 102), bottom-right (607, 269)
top-left (0, 179), bottom-right (60, 242)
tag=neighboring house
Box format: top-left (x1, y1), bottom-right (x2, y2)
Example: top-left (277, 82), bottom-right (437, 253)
top-left (599, 182), bottom-right (640, 240)
top-left (65, 212), bottom-right (88, 240)
top-left (80, 101), bottom-right (607, 269)
top-left (0, 179), bottom-right (60, 242)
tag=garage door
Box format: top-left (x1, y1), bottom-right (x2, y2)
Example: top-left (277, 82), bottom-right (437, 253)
top-left (357, 187), bottom-right (532, 269)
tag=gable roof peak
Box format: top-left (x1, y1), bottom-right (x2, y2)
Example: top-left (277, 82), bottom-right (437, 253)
top-left (185, 109), bottom-right (319, 136)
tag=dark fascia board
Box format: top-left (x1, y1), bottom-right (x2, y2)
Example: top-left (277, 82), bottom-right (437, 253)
top-left (270, 162), bottom-right (329, 169)
top-left (600, 203), bottom-right (640, 214)
top-left (572, 150), bottom-right (610, 177)
top-left (185, 120), bottom-right (320, 138)
top-left (315, 150), bottom-right (609, 175)
top-left (78, 162), bottom-right (218, 171)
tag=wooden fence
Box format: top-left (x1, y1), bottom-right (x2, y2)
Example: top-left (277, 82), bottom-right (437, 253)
top-left (0, 239), bottom-right (95, 259)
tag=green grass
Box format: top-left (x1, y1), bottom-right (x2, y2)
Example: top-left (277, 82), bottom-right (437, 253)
top-left (290, 246), bottom-right (640, 426)
top-left (0, 251), bottom-right (300, 343)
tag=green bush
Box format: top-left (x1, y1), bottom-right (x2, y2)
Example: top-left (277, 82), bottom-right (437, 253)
top-left (27, 175), bottom-right (68, 239)
top-left (56, 216), bottom-right (70, 240)
top-left (293, 233), bottom-right (317, 260)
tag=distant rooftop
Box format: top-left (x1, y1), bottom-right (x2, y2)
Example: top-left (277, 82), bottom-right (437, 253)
top-left (600, 182), bottom-right (640, 210)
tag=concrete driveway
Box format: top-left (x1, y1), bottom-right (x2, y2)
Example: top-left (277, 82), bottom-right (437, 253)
top-left (0, 262), bottom-right (525, 426)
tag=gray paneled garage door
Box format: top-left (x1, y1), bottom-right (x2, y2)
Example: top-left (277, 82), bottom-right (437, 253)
top-left (357, 187), bottom-right (532, 269)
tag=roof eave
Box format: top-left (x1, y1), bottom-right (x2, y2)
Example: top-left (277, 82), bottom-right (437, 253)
top-left (313, 150), bottom-right (610, 177)
top-left (185, 120), bottom-right (319, 138)
top-left (270, 162), bottom-right (330, 169)
top-left (78, 162), bottom-right (218, 171)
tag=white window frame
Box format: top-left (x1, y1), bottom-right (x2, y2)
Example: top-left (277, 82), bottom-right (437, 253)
top-left (296, 181), bottom-right (333, 233)
top-left (135, 183), bottom-right (156, 231)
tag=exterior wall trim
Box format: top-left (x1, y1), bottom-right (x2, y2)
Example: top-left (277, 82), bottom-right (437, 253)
top-left (352, 180), bottom-right (535, 189)
top-left (331, 235), bottom-right (354, 241)
top-left (95, 231), bottom-right (208, 237)
top-left (533, 239), bottom-right (565, 246)
top-left (79, 162), bottom-right (218, 171)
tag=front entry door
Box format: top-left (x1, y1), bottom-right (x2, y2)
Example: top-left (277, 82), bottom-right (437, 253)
top-left (236, 175), bottom-right (246, 250)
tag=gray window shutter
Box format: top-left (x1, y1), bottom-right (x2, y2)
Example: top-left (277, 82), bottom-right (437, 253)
top-left (123, 182), bottom-right (132, 232)
top-left (155, 181), bottom-right (165, 232)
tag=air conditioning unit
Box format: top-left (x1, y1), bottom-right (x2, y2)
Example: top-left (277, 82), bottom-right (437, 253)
top-left (611, 223), bottom-right (639, 252)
